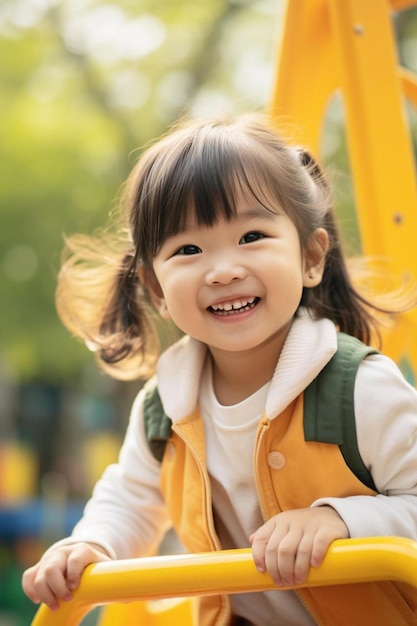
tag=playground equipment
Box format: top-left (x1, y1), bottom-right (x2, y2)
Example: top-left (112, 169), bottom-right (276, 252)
top-left (30, 537), bottom-right (417, 626)
top-left (0, 442), bottom-right (37, 503)
top-left (270, 0), bottom-right (417, 371)
top-left (30, 0), bottom-right (417, 624)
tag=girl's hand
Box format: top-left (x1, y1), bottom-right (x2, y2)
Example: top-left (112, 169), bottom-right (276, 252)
top-left (250, 506), bottom-right (349, 587)
top-left (22, 542), bottom-right (111, 611)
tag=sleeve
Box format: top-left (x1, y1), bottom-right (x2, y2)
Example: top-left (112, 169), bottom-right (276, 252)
top-left (311, 353), bottom-right (417, 539)
top-left (46, 387), bottom-right (172, 560)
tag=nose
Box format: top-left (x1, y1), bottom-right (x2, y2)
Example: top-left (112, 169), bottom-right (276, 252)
top-left (205, 255), bottom-right (247, 285)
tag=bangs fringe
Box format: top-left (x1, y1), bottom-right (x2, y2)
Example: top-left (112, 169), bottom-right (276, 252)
top-left (131, 117), bottom-right (300, 264)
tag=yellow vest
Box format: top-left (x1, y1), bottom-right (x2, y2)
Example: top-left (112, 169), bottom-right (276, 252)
top-left (159, 393), bottom-right (417, 626)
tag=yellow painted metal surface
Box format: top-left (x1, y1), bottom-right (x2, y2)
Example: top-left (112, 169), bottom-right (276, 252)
top-left (96, 596), bottom-right (195, 626)
top-left (31, 538), bottom-right (417, 626)
top-left (270, 0), bottom-right (417, 368)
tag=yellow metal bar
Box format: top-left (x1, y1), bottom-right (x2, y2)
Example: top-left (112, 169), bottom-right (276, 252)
top-left (268, 0), bottom-right (338, 153)
top-left (327, 0), bottom-right (417, 364)
top-left (271, 0), bottom-right (417, 276)
top-left (269, 0), bottom-right (417, 271)
top-left (270, 0), bottom-right (417, 367)
top-left (31, 537), bottom-right (417, 626)
top-left (328, 0), bottom-right (417, 269)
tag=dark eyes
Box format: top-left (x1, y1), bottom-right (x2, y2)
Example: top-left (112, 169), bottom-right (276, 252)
top-left (239, 231), bottom-right (265, 244)
top-left (173, 231), bottom-right (265, 255)
top-left (174, 244), bottom-right (202, 255)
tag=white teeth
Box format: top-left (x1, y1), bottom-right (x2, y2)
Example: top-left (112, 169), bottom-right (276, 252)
top-left (211, 297), bottom-right (256, 313)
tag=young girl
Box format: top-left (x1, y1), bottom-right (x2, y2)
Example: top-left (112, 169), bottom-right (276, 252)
top-left (23, 114), bottom-right (417, 625)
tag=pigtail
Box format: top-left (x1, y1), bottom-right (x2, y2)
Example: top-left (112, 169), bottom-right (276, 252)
top-left (97, 251), bottom-right (139, 344)
top-left (296, 147), bottom-right (324, 183)
top-left (97, 250), bottom-right (160, 375)
top-left (98, 252), bottom-right (143, 358)
top-left (56, 233), bottom-right (160, 380)
top-left (297, 148), bottom-right (410, 346)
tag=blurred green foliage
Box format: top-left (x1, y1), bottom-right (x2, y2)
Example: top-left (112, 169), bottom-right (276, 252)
top-left (0, 0), bottom-right (283, 384)
top-left (0, 0), bottom-right (416, 387)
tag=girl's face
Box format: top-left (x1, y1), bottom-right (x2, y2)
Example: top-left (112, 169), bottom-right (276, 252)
top-left (149, 196), bottom-right (327, 363)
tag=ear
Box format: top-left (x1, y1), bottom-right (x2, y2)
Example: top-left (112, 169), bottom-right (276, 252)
top-left (137, 264), bottom-right (171, 319)
top-left (303, 228), bottom-right (329, 287)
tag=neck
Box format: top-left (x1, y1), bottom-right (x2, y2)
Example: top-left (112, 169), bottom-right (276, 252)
top-left (209, 329), bottom-right (290, 406)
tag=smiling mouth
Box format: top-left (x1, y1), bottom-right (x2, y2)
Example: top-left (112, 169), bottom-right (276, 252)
top-left (208, 297), bottom-right (260, 316)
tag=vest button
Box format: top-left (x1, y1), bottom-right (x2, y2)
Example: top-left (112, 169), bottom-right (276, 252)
top-left (267, 451), bottom-right (286, 470)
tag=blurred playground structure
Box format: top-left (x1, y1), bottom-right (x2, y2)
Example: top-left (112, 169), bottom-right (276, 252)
top-left (2, 0), bottom-right (417, 624)
top-left (269, 0), bottom-right (417, 376)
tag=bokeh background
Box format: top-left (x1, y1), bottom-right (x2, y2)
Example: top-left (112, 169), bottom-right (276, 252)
top-left (1, 1), bottom-right (417, 624)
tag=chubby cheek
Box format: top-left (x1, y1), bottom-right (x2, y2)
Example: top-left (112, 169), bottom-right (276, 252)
top-left (161, 282), bottom-right (185, 312)
top-left (270, 265), bottom-right (305, 308)
top-left (164, 305), bottom-right (199, 337)
top-left (164, 286), bottom-right (206, 335)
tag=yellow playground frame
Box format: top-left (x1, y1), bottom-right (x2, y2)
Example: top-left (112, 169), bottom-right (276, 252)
top-left (270, 0), bottom-right (417, 371)
top-left (31, 538), bottom-right (417, 626)
top-left (31, 0), bottom-right (417, 624)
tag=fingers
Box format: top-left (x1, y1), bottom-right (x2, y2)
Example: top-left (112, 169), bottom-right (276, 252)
top-left (292, 532), bottom-right (313, 585)
top-left (252, 521), bottom-right (305, 586)
top-left (309, 529), bottom-right (334, 568)
top-left (250, 507), bottom-right (349, 587)
top-left (250, 517), bottom-right (277, 574)
top-left (66, 546), bottom-right (96, 592)
top-left (22, 543), bottom-right (111, 611)
top-left (22, 550), bottom-right (72, 611)
top-left (266, 529), bottom-right (301, 586)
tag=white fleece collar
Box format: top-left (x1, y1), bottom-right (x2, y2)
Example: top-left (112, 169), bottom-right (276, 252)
top-left (265, 309), bottom-right (336, 418)
top-left (157, 309), bottom-right (337, 422)
top-left (157, 334), bottom-right (207, 422)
